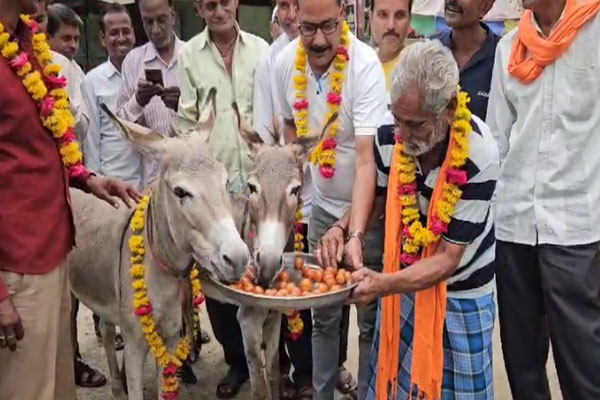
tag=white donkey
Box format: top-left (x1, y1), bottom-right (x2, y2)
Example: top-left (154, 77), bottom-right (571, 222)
top-left (231, 106), bottom-right (337, 400)
top-left (67, 89), bottom-right (250, 400)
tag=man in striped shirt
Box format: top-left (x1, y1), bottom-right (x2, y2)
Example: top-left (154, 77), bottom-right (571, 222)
top-left (116, 0), bottom-right (183, 187)
top-left (351, 40), bottom-right (499, 399)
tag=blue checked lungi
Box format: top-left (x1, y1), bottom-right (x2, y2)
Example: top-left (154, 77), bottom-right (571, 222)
top-left (366, 293), bottom-right (495, 400)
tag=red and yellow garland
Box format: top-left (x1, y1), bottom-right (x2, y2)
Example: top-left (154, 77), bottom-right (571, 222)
top-left (0, 15), bottom-right (85, 178)
top-left (129, 196), bottom-right (204, 400)
top-left (293, 21), bottom-right (350, 179)
top-left (376, 90), bottom-right (472, 400)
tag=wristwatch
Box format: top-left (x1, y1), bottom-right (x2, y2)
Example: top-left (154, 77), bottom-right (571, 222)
top-left (347, 230), bottom-right (365, 247)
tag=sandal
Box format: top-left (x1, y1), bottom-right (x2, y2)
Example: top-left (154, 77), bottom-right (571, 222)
top-left (216, 367), bottom-right (249, 399)
top-left (280, 373), bottom-right (295, 400)
top-left (295, 385), bottom-right (314, 400)
top-left (178, 362), bottom-right (198, 385)
top-left (335, 366), bottom-right (357, 394)
top-left (74, 358), bottom-right (107, 388)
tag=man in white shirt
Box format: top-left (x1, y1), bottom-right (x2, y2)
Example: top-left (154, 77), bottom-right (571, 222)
top-left (315, 1), bottom-right (411, 398)
top-left (82, 4), bottom-right (141, 188)
top-left (486, 0), bottom-right (600, 398)
top-left (274, 0), bottom-right (386, 399)
top-left (47, 3), bottom-right (89, 145)
top-left (117, 0), bottom-right (184, 186)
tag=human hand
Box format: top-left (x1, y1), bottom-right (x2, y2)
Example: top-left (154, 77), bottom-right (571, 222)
top-left (135, 79), bottom-right (162, 107)
top-left (316, 225), bottom-right (345, 269)
top-left (87, 176), bottom-right (143, 209)
top-left (349, 268), bottom-right (386, 304)
top-left (160, 87), bottom-right (181, 111)
top-left (344, 236), bottom-right (364, 271)
top-left (0, 297), bottom-right (24, 352)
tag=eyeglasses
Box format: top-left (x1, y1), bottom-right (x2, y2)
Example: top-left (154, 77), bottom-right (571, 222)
top-left (298, 20), bottom-right (339, 36)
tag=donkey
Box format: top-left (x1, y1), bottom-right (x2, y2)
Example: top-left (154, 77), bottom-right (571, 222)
top-left (67, 89), bottom-right (250, 400)
top-left (230, 107), bottom-right (337, 400)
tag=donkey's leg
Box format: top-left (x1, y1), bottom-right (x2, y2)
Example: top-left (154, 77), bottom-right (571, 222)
top-left (99, 320), bottom-right (126, 400)
top-left (264, 311), bottom-right (282, 400)
top-left (239, 306), bottom-right (269, 400)
top-left (122, 332), bottom-right (148, 400)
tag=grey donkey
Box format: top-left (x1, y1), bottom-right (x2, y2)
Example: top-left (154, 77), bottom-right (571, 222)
top-left (231, 107), bottom-right (338, 400)
top-left (67, 89), bottom-right (250, 400)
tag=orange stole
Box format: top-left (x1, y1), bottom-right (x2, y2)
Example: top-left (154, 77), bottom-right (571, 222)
top-left (376, 135), bottom-right (460, 400)
top-left (508, 0), bottom-right (600, 84)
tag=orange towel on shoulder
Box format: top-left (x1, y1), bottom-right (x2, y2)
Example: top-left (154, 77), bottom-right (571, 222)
top-left (509, 0), bottom-right (600, 84)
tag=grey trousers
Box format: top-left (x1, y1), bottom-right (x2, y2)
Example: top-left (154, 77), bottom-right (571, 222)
top-left (496, 241), bottom-right (600, 400)
top-left (308, 205), bottom-right (384, 400)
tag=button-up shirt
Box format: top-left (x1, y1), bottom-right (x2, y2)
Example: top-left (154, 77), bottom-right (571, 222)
top-left (117, 37), bottom-right (184, 185)
top-left (486, 12), bottom-right (600, 246)
top-left (82, 60), bottom-right (143, 189)
top-left (275, 34), bottom-right (387, 219)
top-left (431, 23), bottom-right (500, 120)
top-left (0, 21), bottom-right (92, 301)
top-left (177, 27), bottom-right (269, 194)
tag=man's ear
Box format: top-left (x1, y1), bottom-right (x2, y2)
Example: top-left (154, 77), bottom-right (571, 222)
top-left (479, 0), bottom-right (494, 19)
top-left (445, 96), bottom-right (458, 126)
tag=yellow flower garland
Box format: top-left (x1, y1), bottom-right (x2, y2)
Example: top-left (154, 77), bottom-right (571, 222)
top-left (0, 15), bottom-right (85, 177)
top-left (129, 196), bottom-right (203, 400)
top-left (396, 90), bottom-right (472, 265)
top-left (293, 22), bottom-right (350, 178)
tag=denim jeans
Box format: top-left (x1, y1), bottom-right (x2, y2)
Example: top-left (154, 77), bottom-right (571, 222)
top-left (308, 205), bottom-right (384, 400)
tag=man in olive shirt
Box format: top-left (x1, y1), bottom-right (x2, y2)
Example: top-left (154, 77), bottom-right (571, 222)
top-left (177, 0), bottom-right (268, 397)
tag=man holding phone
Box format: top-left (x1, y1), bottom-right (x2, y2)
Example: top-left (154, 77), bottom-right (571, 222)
top-left (116, 0), bottom-right (183, 186)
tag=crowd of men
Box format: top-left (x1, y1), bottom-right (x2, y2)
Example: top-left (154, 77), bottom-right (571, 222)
top-left (1, 0), bottom-right (599, 399)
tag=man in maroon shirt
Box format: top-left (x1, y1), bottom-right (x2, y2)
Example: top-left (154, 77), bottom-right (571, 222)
top-left (0, 1), bottom-right (141, 398)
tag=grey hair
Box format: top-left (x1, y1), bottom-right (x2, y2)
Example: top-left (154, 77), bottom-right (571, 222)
top-left (390, 39), bottom-right (459, 115)
top-left (47, 4), bottom-right (83, 36)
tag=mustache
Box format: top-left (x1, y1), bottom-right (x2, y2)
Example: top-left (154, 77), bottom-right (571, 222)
top-left (309, 45), bottom-right (331, 54)
top-left (383, 30), bottom-right (400, 39)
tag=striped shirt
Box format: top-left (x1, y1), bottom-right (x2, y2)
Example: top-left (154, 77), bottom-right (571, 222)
top-left (376, 115), bottom-right (499, 298)
top-left (116, 37), bottom-right (184, 186)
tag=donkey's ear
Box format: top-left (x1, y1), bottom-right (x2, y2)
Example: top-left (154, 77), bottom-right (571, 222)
top-left (292, 112), bottom-right (339, 161)
top-left (100, 103), bottom-right (165, 159)
top-left (172, 87), bottom-right (217, 142)
top-left (232, 101), bottom-right (264, 154)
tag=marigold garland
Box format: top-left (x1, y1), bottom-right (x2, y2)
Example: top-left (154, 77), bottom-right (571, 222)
top-left (293, 21), bottom-right (350, 179)
top-left (395, 90), bottom-right (472, 266)
top-left (129, 196), bottom-right (204, 400)
top-left (0, 15), bottom-right (85, 178)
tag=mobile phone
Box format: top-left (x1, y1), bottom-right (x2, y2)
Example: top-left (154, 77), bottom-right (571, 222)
top-left (145, 69), bottom-right (164, 87)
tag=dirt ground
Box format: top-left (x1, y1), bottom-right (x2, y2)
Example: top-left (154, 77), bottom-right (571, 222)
top-left (76, 304), bottom-right (562, 400)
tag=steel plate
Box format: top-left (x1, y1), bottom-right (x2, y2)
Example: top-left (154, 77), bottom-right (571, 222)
top-left (200, 252), bottom-right (357, 311)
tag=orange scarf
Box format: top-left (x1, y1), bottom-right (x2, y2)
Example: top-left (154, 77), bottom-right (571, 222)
top-left (376, 137), bottom-right (457, 400)
top-left (509, 0), bottom-right (600, 84)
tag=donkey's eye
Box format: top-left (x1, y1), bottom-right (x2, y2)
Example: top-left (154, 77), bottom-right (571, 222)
top-left (248, 182), bottom-right (258, 194)
top-left (173, 187), bottom-right (192, 199)
top-left (290, 185), bottom-right (301, 197)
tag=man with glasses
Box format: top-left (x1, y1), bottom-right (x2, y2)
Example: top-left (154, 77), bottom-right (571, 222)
top-left (178, 0), bottom-right (268, 397)
top-left (274, 0), bottom-right (386, 399)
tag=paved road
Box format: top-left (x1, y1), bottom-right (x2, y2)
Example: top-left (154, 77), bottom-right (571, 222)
top-left (76, 305), bottom-right (562, 400)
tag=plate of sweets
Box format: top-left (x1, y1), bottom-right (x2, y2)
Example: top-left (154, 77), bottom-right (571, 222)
top-left (201, 252), bottom-right (357, 311)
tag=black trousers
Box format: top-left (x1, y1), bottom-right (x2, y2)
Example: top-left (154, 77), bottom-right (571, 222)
top-left (205, 297), bottom-right (248, 372)
top-left (496, 240), bottom-right (600, 400)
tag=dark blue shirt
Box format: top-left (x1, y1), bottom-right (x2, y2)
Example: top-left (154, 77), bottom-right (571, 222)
top-left (430, 23), bottom-right (500, 120)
